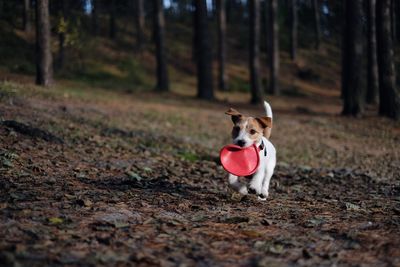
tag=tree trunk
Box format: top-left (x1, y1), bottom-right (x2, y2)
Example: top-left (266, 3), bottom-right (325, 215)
top-left (217, 0), bottom-right (227, 91)
top-left (249, 0), bottom-right (263, 103)
top-left (109, 0), bottom-right (116, 39)
top-left (92, 0), bottom-right (98, 35)
top-left (289, 0), bottom-right (298, 61)
top-left (226, 0), bottom-right (231, 23)
top-left (341, 0), bottom-right (364, 116)
top-left (366, 0), bottom-right (379, 104)
top-left (192, 0), bottom-right (196, 62)
top-left (154, 0), bottom-right (169, 91)
top-left (195, 0), bottom-right (214, 100)
top-left (57, 0), bottom-right (66, 70)
top-left (23, 0), bottom-right (31, 31)
top-left (376, 0), bottom-right (400, 119)
top-left (390, 0), bottom-right (396, 42)
top-left (58, 33), bottom-right (65, 70)
top-left (0, 1), bottom-right (3, 20)
top-left (35, 0), bottom-right (53, 86)
top-left (135, 0), bottom-right (145, 50)
top-left (268, 0), bottom-right (279, 95)
top-left (57, 0), bottom-right (67, 69)
top-left (312, 0), bottom-right (321, 50)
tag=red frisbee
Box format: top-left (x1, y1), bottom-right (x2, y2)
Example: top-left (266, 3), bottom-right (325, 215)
top-left (220, 144), bottom-right (260, 176)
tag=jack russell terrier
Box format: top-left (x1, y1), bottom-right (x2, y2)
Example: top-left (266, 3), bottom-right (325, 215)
top-left (225, 101), bottom-right (276, 200)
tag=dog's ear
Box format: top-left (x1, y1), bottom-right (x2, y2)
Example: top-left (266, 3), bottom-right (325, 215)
top-left (225, 108), bottom-right (242, 124)
top-left (225, 108), bottom-right (241, 116)
top-left (255, 117), bottom-right (272, 129)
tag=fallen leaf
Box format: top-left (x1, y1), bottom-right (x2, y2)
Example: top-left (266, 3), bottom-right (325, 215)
top-left (126, 171), bottom-right (142, 181)
top-left (345, 202), bottom-right (361, 211)
top-left (221, 216), bottom-right (249, 224)
top-left (48, 217), bottom-right (64, 224)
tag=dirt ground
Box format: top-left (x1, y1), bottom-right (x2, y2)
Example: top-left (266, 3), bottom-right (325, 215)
top-left (0, 82), bottom-right (400, 266)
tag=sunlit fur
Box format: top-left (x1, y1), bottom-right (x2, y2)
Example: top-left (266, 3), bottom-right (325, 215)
top-left (232, 117), bottom-right (265, 148)
top-left (225, 101), bottom-right (277, 200)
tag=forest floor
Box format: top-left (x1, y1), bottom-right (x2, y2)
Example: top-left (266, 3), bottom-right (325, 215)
top-left (0, 81), bottom-right (400, 267)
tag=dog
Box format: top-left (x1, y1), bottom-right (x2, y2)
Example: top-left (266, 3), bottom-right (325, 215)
top-left (225, 101), bottom-right (276, 200)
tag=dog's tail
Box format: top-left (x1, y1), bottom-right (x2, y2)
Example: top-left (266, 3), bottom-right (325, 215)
top-left (263, 101), bottom-right (273, 139)
top-left (264, 101), bottom-right (273, 119)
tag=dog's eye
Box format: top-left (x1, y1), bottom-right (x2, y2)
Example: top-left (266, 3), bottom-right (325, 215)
top-left (250, 129), bottom-right (257, 135)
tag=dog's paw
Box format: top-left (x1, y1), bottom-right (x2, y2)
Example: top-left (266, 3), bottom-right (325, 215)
top-left (248, 188), bottom-right (257, 195)
top-left (248, 184), bottom-right (262, 195)
top-left (260, 188), bottom-right (269, 198)
top-left (257, 194), bottom-right (268, 201)
top-left (238, 186), bottom-right (248, 195)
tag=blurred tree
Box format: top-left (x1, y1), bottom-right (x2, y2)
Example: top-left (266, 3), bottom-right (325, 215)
top-left (135, 0), bottom-right (145, 50)
top-left (268, 0), bottom-right (280, 95)
top-left (377, 0), bottom-right (400, 119)
top-left (341, 0), bottom-right (363, 116)
top-left (35, 0), bottom-right (53, 86)
top-left (390, 0), bottom-right (396, 42)
top-left (109, 0), bottom-right (116, 39)
top-left (217, 0), bottom-right (227, 91)
top-left (192, 0), bottom-right (196, 62)
top-left (289, 0), bottom-right (298, 61)
top-left (226, 0), bottom-right (231, 23)
top-left (57, 0), bottom-right (66, 69)
top-left (1, 0), bottom-right (17, 27)
top-left (92, 0), bottom-right (99, 35)
top-left (23, 0), bottom-right (31, 31)
top-left (366, 0), bottom-right (378, 104)
top-left (249, 0), bottom-right (263, 103)
top-left (312, 0), bottom-right (321, 50)
top-left (154, 0), bottom-right (169, 91)
top-left (195, 0), bottom-right (214, 100)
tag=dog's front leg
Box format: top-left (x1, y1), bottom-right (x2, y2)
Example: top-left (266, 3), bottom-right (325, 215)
top-left (260, 161), bottom-right (275, 200)
top-left (259, 170), bottom-right (273, 200)
top-left (248, 168), bottom-right (264, 196)
top-left (228, 174), bottom-right (248, 195)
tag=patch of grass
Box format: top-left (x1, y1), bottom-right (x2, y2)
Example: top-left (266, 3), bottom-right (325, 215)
top-left (0, 81), bottom-right (19, 100)
top-left (281, 86), bottom-right (307, 97)
top-left (0, 22), bottom-right (35, 75)
top-left (178, 150), bottom-right (200, 162)
top-left (229, 76), bottom-right (250, 93)
top-left (117, 58), bottom-right (151, 86)
top-left (59, 57), bottom-right (152, 92)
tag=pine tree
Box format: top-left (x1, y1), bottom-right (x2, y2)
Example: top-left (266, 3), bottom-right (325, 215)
top-left (154, 0), bottom-right (169, 91)
top-left (376, 0), bottom-right (400, 119)
top-left (341, 0), bottom-right (364, 116)
top-left (195, 0), bottom-right (214, 99)
top-left (249, 0), bottom-right (263, 103)
top-left (217, 0), bottom-right (227, 91)
top-left (366, 0), bottom-right (379, 104)
top-left (268, 0), bottom-right (279, 94)
top-left (35, 0), bottom-right (53, 86)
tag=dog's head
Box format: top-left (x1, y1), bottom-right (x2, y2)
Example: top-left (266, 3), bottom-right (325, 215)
top-left (225, 108), bottom-right (272, 148)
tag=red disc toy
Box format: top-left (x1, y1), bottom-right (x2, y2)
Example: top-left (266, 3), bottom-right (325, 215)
top-left (220, 144), bottom-right (260, 176)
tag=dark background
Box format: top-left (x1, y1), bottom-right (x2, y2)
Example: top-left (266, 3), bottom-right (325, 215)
top-left (0, 1), bottom-right (399, 266)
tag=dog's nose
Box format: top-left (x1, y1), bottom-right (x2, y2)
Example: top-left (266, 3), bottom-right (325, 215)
top-left (236, 140), bottom-right (245, 147)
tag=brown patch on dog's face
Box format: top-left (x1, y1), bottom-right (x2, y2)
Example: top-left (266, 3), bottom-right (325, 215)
top-left (226, 108), bottom-right (272, 146)
top-left (230, 117), bottom-right (264, 146)
top-left (230, 114), bottom-right (247, 139)
top-left (246, 117), bottom-right (265, 142)
top-left (225, 108), bottom-right (243, 124)
top-left (255, 117), bottom-right (272, 129)
top-left (256, 116), bottom-right (273, 139)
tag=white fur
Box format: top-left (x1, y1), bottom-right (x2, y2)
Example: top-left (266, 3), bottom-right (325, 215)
top-left (264, 101), bottom-right (273, 118)
top-left (228, 101), bottom-right (277, 200)
top-left (232, 120), bottom-right (254, 148)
